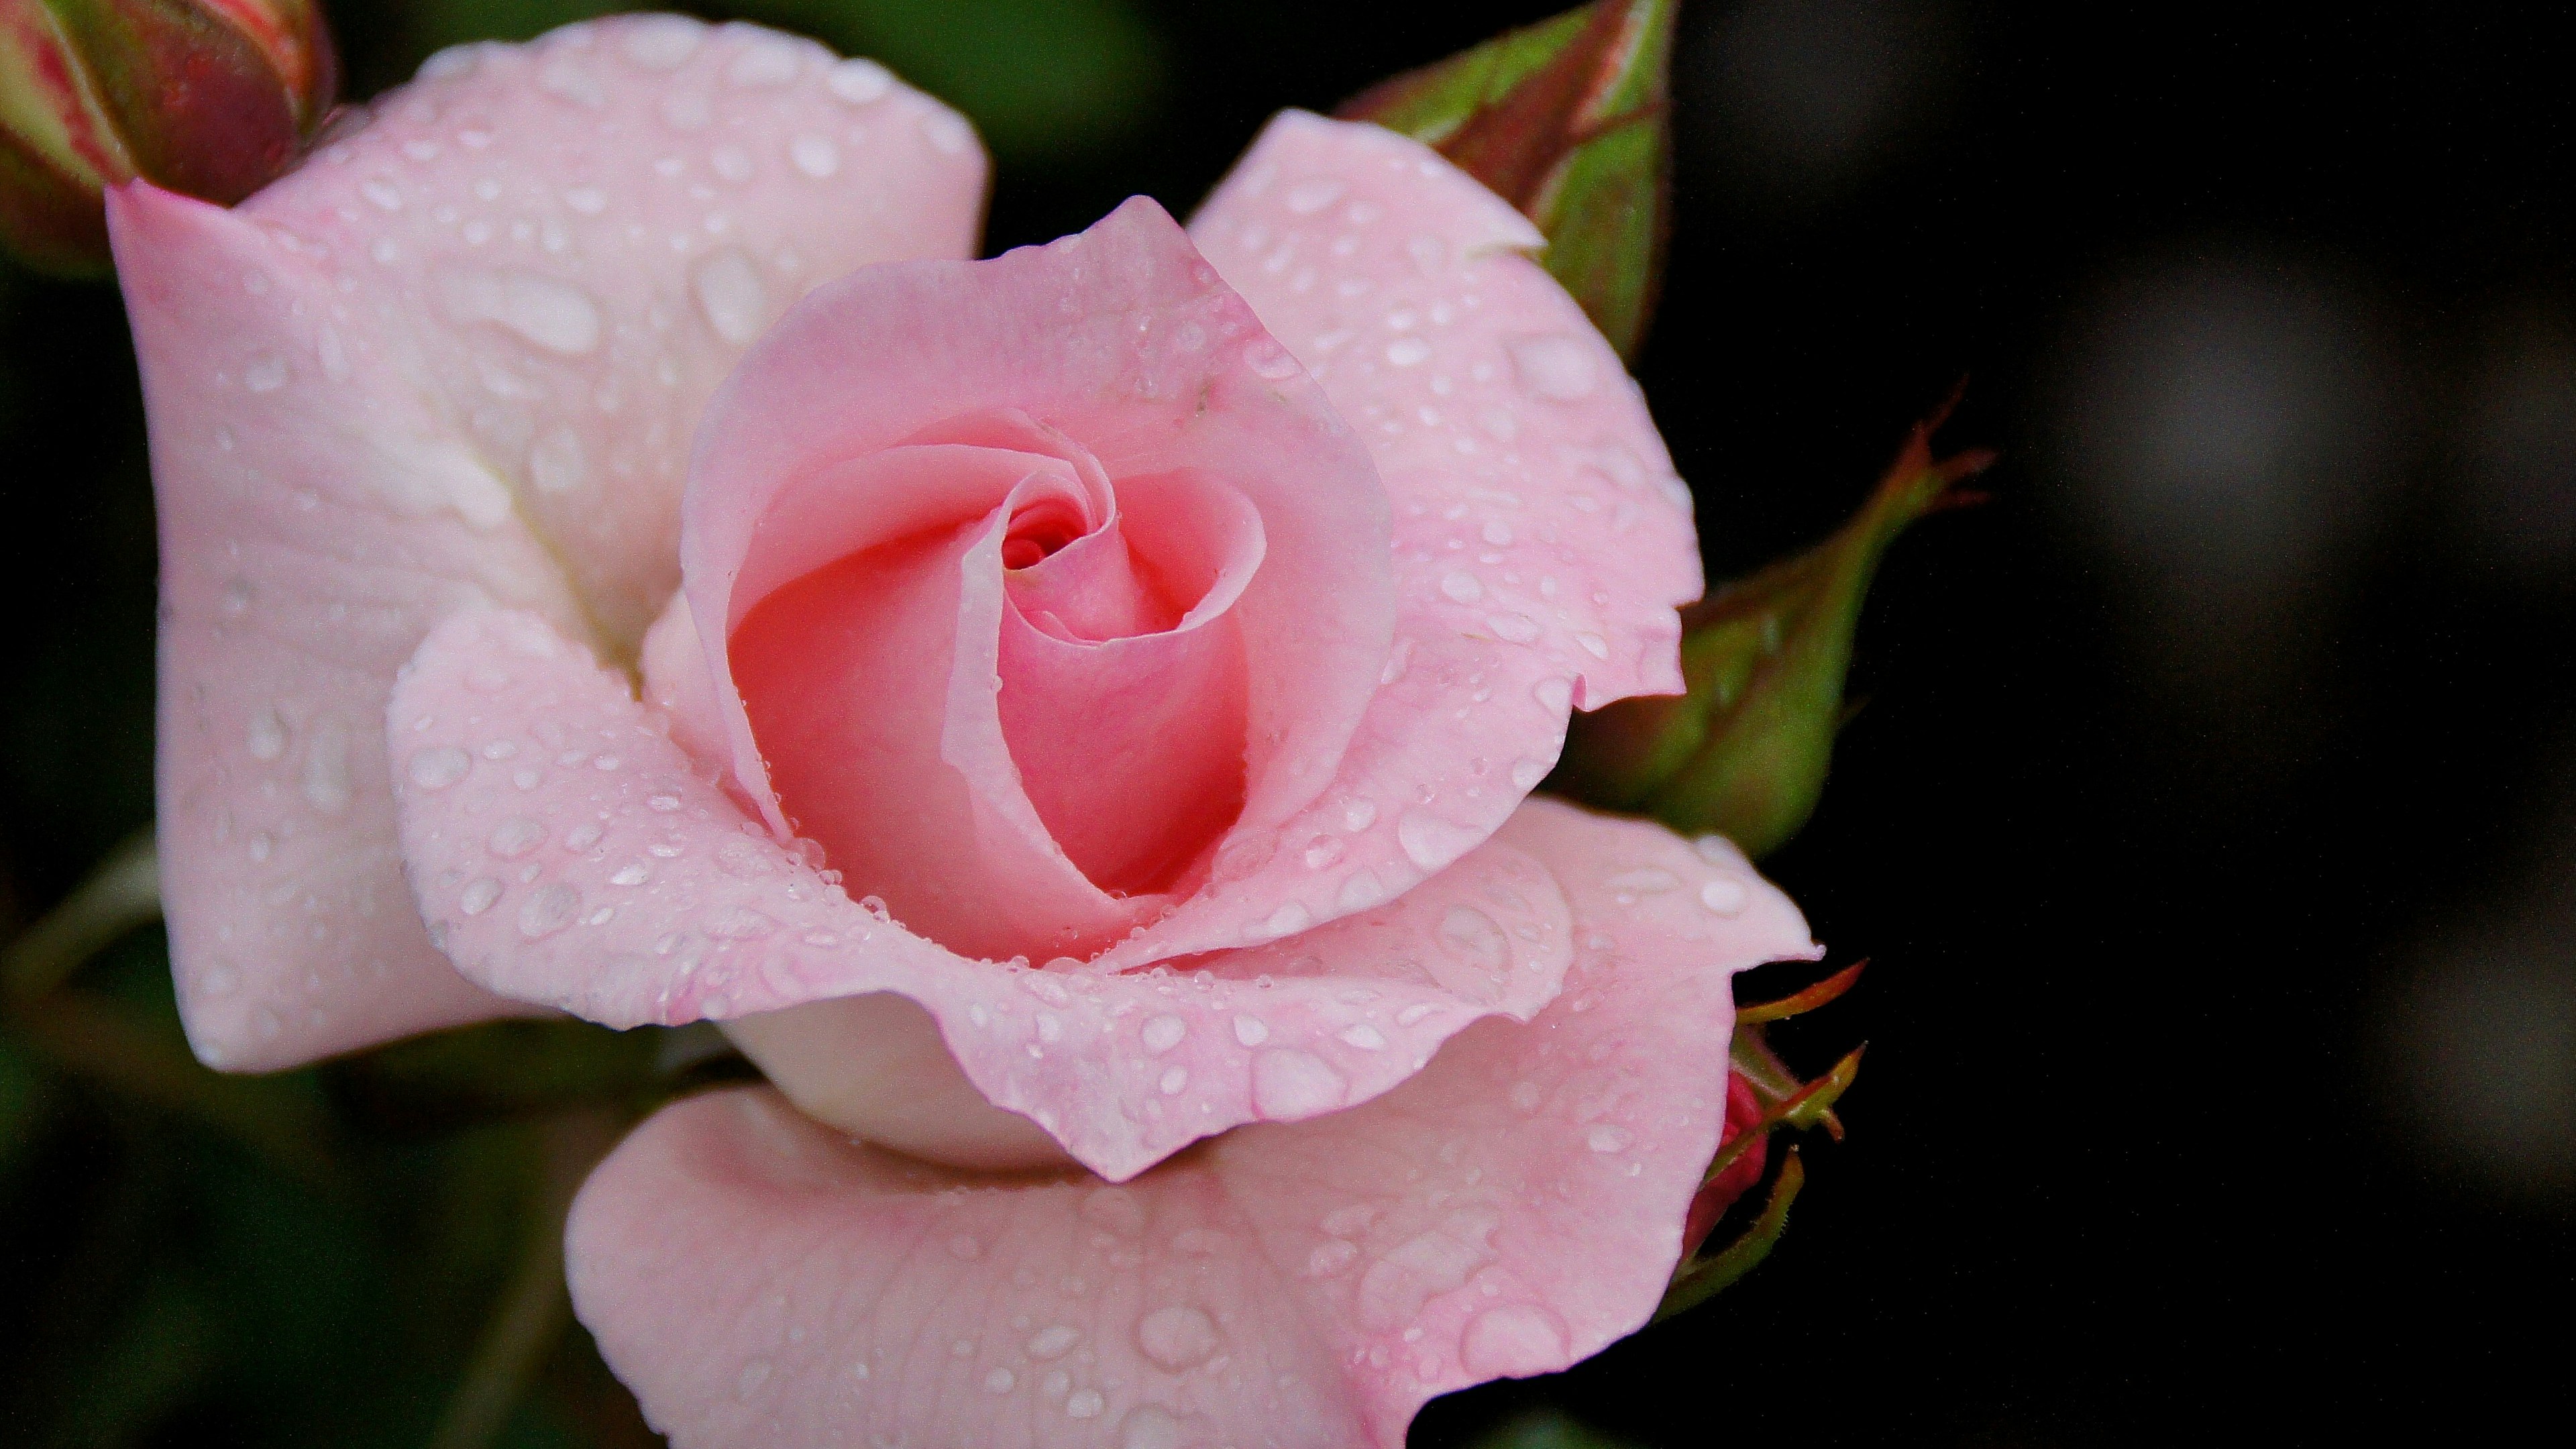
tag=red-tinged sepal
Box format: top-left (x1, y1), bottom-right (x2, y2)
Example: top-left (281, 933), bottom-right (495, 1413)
top-left (1559, 398), bottom-right (1996, 857)
top-left (1660, 961), bottom-right (1868, 1315)
top-left (1, 0), bottom-right (335, 275)
top-left (1338, 0), bottom-right (1675, 358)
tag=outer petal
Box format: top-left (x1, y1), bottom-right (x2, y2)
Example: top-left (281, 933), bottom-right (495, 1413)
top-left (388, 609), bottom-right (1587, 1181)
top-left (565, 798), bottom-right (1814, 1449)
top-left (255, 16), bottom-right (987, 646)
top-left (1106, 112), bottom-right (1706, 967)
top-left (121, 15), bottom-right (986, 1071)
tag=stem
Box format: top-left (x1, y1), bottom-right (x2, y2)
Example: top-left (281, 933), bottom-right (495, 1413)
top-left (3, 827), bottom-right (159, 1003)
top-left (426, 1109), bottom-right (623, 1449)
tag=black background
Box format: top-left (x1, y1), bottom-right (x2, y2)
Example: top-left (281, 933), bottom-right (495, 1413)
top-left (4, 2), bottom-right (2570, 1444)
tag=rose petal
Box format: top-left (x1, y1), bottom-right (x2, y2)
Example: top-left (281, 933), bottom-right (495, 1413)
top-left (728, 455), bottom-right (1161, 960)
top-left (253, 15), bottom-right (987, 647)
top-left (388, 608), bottom-right (1618, 1180)
top-left (116, 15), bottom-right (987, 1071)
top-left (998, 474), bottom-right (1267, 896)
top-left (678, 197), bottom-right (1394, 953)
top-left (111, 183), bottom-right (584, 1068)
top-left (1091, 112), bottom-right (1706, 969)
top-left (565, 799), bottom-right (1815, 1449)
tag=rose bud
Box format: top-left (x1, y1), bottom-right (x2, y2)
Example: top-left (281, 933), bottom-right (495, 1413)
top-left (1, 0), bottom-right (335, 274)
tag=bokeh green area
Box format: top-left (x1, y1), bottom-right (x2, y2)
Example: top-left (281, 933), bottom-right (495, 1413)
top-left (350, 1), bottom-right (1169, 164)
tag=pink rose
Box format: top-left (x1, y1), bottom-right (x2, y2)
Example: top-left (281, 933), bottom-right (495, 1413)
top-left (113, 15), bottom-right (1817, 1446)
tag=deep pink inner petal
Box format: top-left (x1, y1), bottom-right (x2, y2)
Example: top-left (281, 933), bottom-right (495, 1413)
top-left (732, 441), bottom-right (1274, 937)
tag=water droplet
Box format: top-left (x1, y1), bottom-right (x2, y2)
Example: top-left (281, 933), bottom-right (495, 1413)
top-left (460, 877), bottom-right (503, 915)
top-left (1339, 1023), bottom-right (1387, 1051)
top-left (1302, 835), bottom-right (1344, 869)
top-left (1135, 1305), bottom-right (1220, 1371)
top-left (1511, 1079), bottom-right (1543, 1111)
top-left (1575, 631), bottom-right (1611, 659)
top-left (409, 745), bottom-right (471, 790)
top-left (519, 882), bottom-right (580, 939)
top-left (1232, 1015), bottom-right (1269, 1046)
top-left (528, 427), bottom-right (586, 494)
top-left (359, 177), bottom-right (403, 211)
top-left (1306, 1239), bottom-right (1359, 1277)
top-left (1534, 677), bottom-right (1574, 712)
top-left (564, 186), bottom-right (607, 215)
top-left (735, 1357), bottom-right (772, 1399)
top-left (539, 61), bottom-right (606, 107)
top-left (708, 906), bottom-right (777, 939)
top-left (1342, 798), bottom-right (1378, 832)
top-left (1460, 1304), bottom-right (1570, 1377)
top-left (1251, 1049), bottom-right (1346, 1118)
top-left (244, 353), bottom-right (288, 392)
top-left (659, 91), bottom-right (712, 130)
top-left (608, 861), bottom-right (650, 886)
top-left (1247, 341), bottom-right (1301, 379)
top-left (693, 248), bottom-right (771, 345)
top-left (301, 718), bottom-right (352, 813)
top-left (248, 708), bottom-right (289, 761)
top-left (1066, 1388), bottom-right (1106, 1419)
top-left (789, 133), bottom-right (840, 178)
top-left (1485, 612), bottom-right (1540, 643)
top-left (1386, 336), bottom-right (1432, 367)
top-left (923, 111), bottom-right (975, 155)
top-left (439, 268), bottom-right (602, 355)
top-left (729, 36), bottom-right (802, 87)
top-left (623, 17), bottom-right (702, 69)
top-left (1246, 901), bottom-right (1311, 942)
top-left (317, 325), bottom-right (350, 382)
top-left (828, 58), bottom-right (892, 103)
top-left (1141, 1014), bottom-right (1186, 1053)
top-left (983, 1366), bottom-right (1016, 1393)
top-left (1285, 178), bottom-right (1344, 214)
top-left (1159, 1065), bottom-right (1188, 1095)
top-left (1587, 1123), bottom-right (1633, 1153)
top-left (1026, 1325), bottom-right (1079, 1359)
top-left (1438, 906), bottom-right (1509, 971)
top-left (1700, 877), bottom-right (1749, 915)
top-left (1336, 869), bottom-right (1387, 912)
top-left (1510, 757), bottom-right (1552, 790)
top-left (1120, 1405), bottom-right (1189, 1449)
top-left (1607, 868), bottom-right (1680, 894)
top-left (1508, 334), bottom-right (1598, 400)
top-left (1440, 571), bottom-right (1484, 603)
top-left (1397, 810), bottom-right (1479, 869)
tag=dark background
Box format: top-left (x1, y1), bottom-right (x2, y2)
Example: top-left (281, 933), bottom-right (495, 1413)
top-left (3, 1), bottom-right (2569, 1445)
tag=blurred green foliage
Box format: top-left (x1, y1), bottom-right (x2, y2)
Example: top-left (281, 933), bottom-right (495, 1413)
top-left (0, 920), bottom-right (674, 1448)
top-left (383, 0), bottom-right (1167, 160)
top-left (1469, 1410), bottom-right (1643, 1449)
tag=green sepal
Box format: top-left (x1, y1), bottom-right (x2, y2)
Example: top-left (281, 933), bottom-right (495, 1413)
top-left (1337, 0), bottom-right (1675, 359)
top-left (1656, 1145), bottom-right (1805, 1322)
top-left (1558, 404), bottom-right (1994, 857)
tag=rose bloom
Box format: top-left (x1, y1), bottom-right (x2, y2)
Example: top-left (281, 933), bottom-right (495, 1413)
top-left (112, 15), bottom-right (1817, 1448)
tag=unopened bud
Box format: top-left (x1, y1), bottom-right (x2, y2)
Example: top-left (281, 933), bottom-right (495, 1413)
top-left (1, 0), bottom-right (334, 274)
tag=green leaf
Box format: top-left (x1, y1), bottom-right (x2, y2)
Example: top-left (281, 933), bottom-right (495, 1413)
top-left (1557, 405), bottom-right (1994, 856)
top-left (739, 0), bottom-right (1167, 161)
top-left (1338, 0), bottom-right (1676, 359)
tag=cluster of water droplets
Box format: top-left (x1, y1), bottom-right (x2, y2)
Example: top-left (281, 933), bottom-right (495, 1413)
top-left (225, 14), bottom-right (981, 651)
